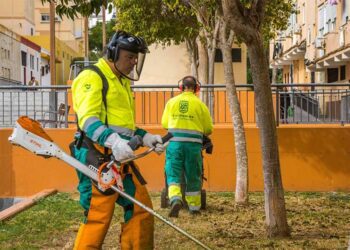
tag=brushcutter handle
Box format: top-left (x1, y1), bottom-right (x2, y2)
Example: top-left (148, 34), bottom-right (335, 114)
top-left (159, 132), bottom-right (173, 145)
top-left (128, 135), bottom-right (143, 151)
top-left (128, 132), bottom-right (173, 151)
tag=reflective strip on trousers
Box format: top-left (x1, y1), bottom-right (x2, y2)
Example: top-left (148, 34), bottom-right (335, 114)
top-left (168, 184), bottom-right (182, 203)
top-left (185, 191), bottom-right (201, 211)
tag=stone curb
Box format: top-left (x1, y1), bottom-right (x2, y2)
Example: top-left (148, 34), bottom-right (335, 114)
top-left (0, 189), bottom-right (57, 221)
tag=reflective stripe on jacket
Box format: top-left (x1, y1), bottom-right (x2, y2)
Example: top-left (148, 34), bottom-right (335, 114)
top-left (72, 58), bottom-right (145, 144)
top-left (161, 92), bottom-right (213, 143)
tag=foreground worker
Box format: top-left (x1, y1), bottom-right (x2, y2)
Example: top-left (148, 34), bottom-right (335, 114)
top-left (71, 30), bottom-right (165, 249)
top-left (161, 76), bottom-right (213, 217)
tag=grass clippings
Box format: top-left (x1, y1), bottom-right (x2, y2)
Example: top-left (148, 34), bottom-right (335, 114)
top-left (0, 192), bottom-right (349, 249)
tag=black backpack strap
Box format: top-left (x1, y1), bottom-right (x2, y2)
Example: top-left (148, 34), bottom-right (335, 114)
top-left (83, 65), bottom-right (109, 120)
top-left (74, 65), bottom-right (110, 154)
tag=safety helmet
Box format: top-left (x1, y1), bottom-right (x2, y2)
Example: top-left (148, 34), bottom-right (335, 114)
top-left (106, 30), bottom-right (149, 81)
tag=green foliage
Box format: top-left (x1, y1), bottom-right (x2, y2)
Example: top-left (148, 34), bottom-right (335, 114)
top-left (114, 0), bottom-right (199, 46)
top-left (262, 0), bottom-right (296, 45)
top-left (41, 0), bottom-right (114, 18)
top-left (219, 0), bottom-right (295, 48)
top-left (89, 19), bottom-right (116, 52)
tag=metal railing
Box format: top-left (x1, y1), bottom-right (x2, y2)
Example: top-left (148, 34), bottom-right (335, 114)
top-left (0, 83), bottom-right (350, 128)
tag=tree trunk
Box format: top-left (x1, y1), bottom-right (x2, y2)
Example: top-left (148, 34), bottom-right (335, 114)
top-left (219, 25), bottom-right (249, 204)
top-left (197, 37), bottom-right (209, 105)
top-left (49, 2), bottom-right (56, 85)
top-left (248, 33), bottom-right (289, 237)
top-left (185, 38), bottom-right (199, 78)
top-left (102, 4), bottom-right (106, 49)
top-left (207, 46), bottom-right (215, 117)
top-left (84, 16), bottom-right (89, 60)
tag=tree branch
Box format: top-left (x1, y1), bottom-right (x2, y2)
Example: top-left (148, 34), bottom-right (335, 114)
top-left (222, 0), bottom-right (255, 44)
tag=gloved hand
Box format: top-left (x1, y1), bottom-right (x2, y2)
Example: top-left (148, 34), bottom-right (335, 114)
top-left (104, 133), bottom-right (134, 161)
top-left (142, 133), bottom-right (165, 153)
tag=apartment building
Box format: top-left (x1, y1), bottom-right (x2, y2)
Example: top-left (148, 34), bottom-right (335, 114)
top-left (0, 0), bottom-right (84, 85)
top-left (270, 0), bottom-right (350, 84)
top-left (0, 0), bottom-right (35, 36)
top-left (20, 36), bottom-right (41, 85)
top-left (34, 0), bottom-right (85, 55)
top-left (0, 25), bottom-right (21, 84)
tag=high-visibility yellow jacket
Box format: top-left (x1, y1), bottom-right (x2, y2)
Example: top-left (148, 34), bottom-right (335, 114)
top-left (161, 92), bottom-right (213, 143)
top-left (72, 58), bottom-right (146, 145)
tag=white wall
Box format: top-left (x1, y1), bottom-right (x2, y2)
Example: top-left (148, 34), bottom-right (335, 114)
top-left (40, 57), bottom-right (50, 86)
top-left (20, 43), bottom-right (40, 85)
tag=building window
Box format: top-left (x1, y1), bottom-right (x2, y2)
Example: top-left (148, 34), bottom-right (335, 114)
top-left (21, 51), bottom-right (27, 66)
top-left (37, 58), bottom-right (39, 71)
top-left (41, 66), bottom-right (45, 76)
top-left (214, 48), bottom-right (242, 62)
top-left (325, 3), bottom-right (337, 33)
top-left (327, 68), bottom-right (338, 83)
top-left (318, 5), bottom-right (325, 36)
top-left (30, 55), bottom-right (34, 70)
top-left (342, 0), bottom-right (350, 25)
top-left (340, 65), bottom-right (346, 81)
top-left (41, 13), bottom-right (61, 22)
top-left (41, 13), bottom-right (50, 22)
top-left (307, 27), bottom-right (312, 45)
top-left (31, 28), bottom-right (34, 35)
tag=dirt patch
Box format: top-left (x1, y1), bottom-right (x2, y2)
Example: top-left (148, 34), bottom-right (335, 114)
top-left (101, 192), bottom-right (350, 249)
top-left (1, 192), bottom-right (349, 249)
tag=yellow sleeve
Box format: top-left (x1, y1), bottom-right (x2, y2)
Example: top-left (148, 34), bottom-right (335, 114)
top-left (72, 70), bottom-right (103, 129)
top-left (201, 102), bottom-right (213, 135)
top-left (161, 101), bottom-right (170, 129)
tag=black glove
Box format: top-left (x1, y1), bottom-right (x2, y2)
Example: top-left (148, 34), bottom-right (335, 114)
top-left (202, 135), bottom-right (213, 154)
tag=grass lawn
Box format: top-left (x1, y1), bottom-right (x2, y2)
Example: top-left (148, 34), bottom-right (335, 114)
top-left (0, 192), bottom-right (349, 249)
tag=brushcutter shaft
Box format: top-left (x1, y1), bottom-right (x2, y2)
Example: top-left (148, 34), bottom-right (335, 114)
top-left (109, 185), bottom-right (212, 250)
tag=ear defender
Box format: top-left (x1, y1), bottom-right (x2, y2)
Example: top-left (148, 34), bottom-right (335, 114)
top-left (178, 79), bottom-right (184, 91)
top-left (178, 76), bottom-right (201, 93)
top-left (106, 31), bottom-right (125, 62)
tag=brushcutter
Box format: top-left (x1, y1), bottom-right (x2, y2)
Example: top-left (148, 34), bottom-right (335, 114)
top-left (8, 116), bottom-right (212, 250)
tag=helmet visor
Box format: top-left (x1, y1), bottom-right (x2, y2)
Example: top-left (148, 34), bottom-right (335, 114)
top-left (132, 52), bottom-right (146, 81)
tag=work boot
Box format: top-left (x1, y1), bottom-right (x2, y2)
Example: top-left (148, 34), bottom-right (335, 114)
top-left (189, 210), bottom-right (201, 216)
top-left (168, 200), bottom-right (182, 218)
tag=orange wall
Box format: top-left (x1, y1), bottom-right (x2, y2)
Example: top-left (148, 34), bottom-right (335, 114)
top-left (1, 125), bottom-right (350, 197)
top-left (133, 91), bottom-right (256, 125)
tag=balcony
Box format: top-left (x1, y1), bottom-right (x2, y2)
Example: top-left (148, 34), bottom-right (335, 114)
top-left (271, 40), bottom-right (306, 68)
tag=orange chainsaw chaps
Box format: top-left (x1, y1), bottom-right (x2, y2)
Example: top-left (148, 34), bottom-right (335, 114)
top-left (16, 116), bottom-right (53, 142)
top-left (120, 165), bottom-right (154, 250)
top-left (74, 163), bottom-right (154, 250)
top-left (74, 185), bottom-right (118, 250)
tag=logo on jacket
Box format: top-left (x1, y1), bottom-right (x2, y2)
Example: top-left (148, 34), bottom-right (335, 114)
top-left (179, 100), bottom-right (189, 113)
top-left (84, 83), bottom-right (91, 91)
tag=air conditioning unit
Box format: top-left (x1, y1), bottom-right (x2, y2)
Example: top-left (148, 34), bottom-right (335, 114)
top-left (285, 28), bottom-right (293, 38)
top-left (294, 24), bottom-right (302, 35)
top-left (315, 37), bottom-right (325, 49)
top-left (292, 34), bottom-right (299, 45)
